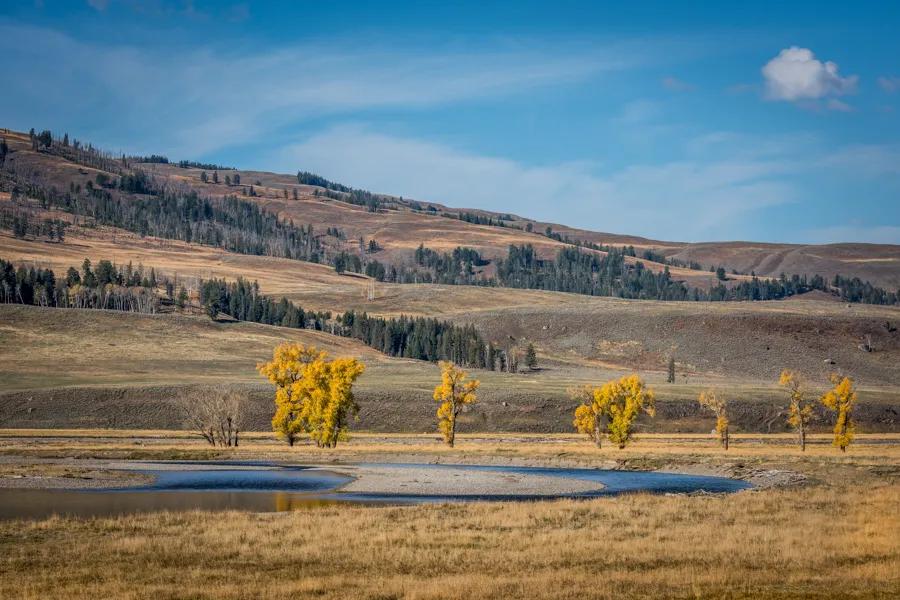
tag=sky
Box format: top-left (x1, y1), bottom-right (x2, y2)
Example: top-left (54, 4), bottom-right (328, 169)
top-left (1, 1), bottom-right (899, 244)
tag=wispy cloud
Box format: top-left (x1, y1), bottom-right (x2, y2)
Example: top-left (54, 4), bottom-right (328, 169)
top-left (272, 125), bottom-right (797, 242)
top-left (661, 76), bottom-right (694, 92)
top-left (878, 76), bottom-right (900, 93)
top-left (0, 22), bottom-right (647, 157)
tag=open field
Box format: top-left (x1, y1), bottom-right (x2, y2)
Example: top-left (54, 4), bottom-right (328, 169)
top-left (3, 228), bottom-right (899, 380)
top-left (0, 431), bottom-right (898, 599)
top-left (2, 304), bottom-right (899, 433)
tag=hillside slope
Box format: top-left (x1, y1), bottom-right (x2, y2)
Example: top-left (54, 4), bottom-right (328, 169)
top-left (3, 126), bottom-right (898, 288)
top-left (1, 305), bottom-right (898, 432)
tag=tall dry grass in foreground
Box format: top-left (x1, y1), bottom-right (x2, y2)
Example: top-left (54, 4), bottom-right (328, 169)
top-left (0, 485), bottom-right (897, 599)
top-left (0, 434), bottom-right (898, 599)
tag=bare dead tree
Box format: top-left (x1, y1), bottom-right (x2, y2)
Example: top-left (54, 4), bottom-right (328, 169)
top-left (178, 388), bottom-right (245, 447)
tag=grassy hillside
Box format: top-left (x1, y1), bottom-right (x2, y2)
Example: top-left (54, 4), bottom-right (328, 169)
top-left (1, 126), bottom-right (899, 433)
top-left (4, 126), bottom-right (899, 289)
top-left (3, 225), bottom-right (898, 385)
top-left (1, 304), bottom-right (898, 433)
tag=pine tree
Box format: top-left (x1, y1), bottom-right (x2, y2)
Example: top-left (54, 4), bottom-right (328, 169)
top-left (525, 343), bottom-right (538, 370)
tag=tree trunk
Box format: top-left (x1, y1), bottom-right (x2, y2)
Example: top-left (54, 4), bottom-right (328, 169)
top-left (799, 426), bottom-right (806, 452)
top-left (723, 428), bottom-right (729, 451)
top-left (447, 401), bottom-right (457, 447)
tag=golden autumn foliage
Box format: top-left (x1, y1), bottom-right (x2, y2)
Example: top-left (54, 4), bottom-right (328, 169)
top-left (570, 384), bottom-right (608, 448)
top-left (779, 369), bottom-right (814, 451)
top-left (433, 361), bottom-right (479, 447)
top-left (820, 373), bottom-right (858, 452)
top-left (257, 343), bottom-right (365, 448)
top-left (573, 375), bottom-right (655, 449)
top-left (698, 390), bottom-right (730, 450)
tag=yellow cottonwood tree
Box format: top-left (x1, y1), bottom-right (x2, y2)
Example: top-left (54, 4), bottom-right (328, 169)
top-left (300, 357), bottom-right (365, 448)
top-left (258, 343), bottom-right (364, 448)
top-left (433, 361), bottom-right (479, 447)
top-left (820, 374), bottom-right (857, 452)
top-left (779, 369), bottom-right (813, 451)
top-left (570, 384), bottom-right (610, 448)
top-left (258, 343), bottom-right (327, 446)
top-left (698, 390), bottom-right (730, 450)
top-left (573, 375), bottom-right (655, 449)
top-left (605, 375), bottom-right (655, 449)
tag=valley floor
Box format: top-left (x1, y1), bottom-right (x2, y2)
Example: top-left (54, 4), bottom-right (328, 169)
top-left (0, 431), bottom-right (897, 599)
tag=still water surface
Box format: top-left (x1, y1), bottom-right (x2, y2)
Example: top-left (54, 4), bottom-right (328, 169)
top-left (0, 462), bottom-right (752, 519)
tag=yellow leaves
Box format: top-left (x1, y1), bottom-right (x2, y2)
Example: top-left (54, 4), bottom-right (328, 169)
top-left (572, 374), bottom-right (654, 449)
top-left (257, 343), bottom-right (326, 389)
top-left (779, 369), bottom-right (814, 449)
top-left (820, 373), bottom-right (857, 452)
top-left (258, 342), bottom-right (365, 448)
top-left (433, 361), bottom-right (479, 446)
top-left (698, 390), bottom-right (729, 450)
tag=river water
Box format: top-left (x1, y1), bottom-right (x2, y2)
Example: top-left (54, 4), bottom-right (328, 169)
top-left (0, 462), bottom-right (752, 519)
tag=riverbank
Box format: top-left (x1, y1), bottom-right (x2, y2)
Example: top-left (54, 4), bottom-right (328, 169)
top-left (0, 430), bottom-right (897, 599)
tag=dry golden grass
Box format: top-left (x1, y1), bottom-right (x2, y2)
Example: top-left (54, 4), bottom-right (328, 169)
top-left (0, 304), bottom-right (390, 390)
top-left (0, 432), bottom-right (898, 599)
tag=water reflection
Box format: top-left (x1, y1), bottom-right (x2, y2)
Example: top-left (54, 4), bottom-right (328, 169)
top-left (0, 462), bottom-right (752, 520)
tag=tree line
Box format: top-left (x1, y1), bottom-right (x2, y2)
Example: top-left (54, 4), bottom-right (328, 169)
top-left (368, 242), bottom-right (899, 305)
top-left (196, 276), bottom-right (497, 369)
top-left (8, 175), bottom-right (325, 263)
top-left (198, 277), bottom-right (330, 330)
top-left (0, 257), bottom-right (160, 313)
top-left (572, 371), bottom-right (858, 452)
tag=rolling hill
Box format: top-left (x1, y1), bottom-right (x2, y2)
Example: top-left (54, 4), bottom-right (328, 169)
top-left (1, 126), bottom-right (899, 434)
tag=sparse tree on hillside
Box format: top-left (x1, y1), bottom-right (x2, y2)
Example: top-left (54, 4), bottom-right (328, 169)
top-left (667, 356), bottom-right (676, 383)
top-left (525, 343), bottom-right (538, 370)
top-left (292, 188), bottom-right (298, 200)
top-left (176, 285), bottom-right (188, 309)
top-left (225, 174), bottom-right (232, 186)
top-left (779, 369), bottom-right (813, 451)
top-left (200, 171), bottom-right (208, 183)
top-left (698, 390), bottom-right (730, 450)
top-left (233, 173), bottom-right (241, 185)
top-left (821, 374), bottom-right (857, 452)
top-left (212, 171), bottom-right (219, 184)
top-left (433, 361), bottom-right (479, 447)
top-left (716, 267), bottom-right (727, 281)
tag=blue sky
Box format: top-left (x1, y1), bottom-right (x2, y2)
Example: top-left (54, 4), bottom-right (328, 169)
top-left (2, 1), bottom-right (899, 244)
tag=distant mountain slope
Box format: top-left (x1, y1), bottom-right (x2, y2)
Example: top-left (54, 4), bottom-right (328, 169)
top-left (2, 126), bottom-right (898, 290)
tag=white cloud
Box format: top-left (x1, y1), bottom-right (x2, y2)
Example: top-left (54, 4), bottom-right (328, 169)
top-left (762, 47), bottom-right (857, 104)
top-left (878, 76), bottom-right (900, 93)
top-left (271, 126), bottom-right (796, 241)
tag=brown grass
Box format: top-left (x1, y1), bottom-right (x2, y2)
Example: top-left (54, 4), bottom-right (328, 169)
top-left (0, 433), bottom-right (898, 599)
